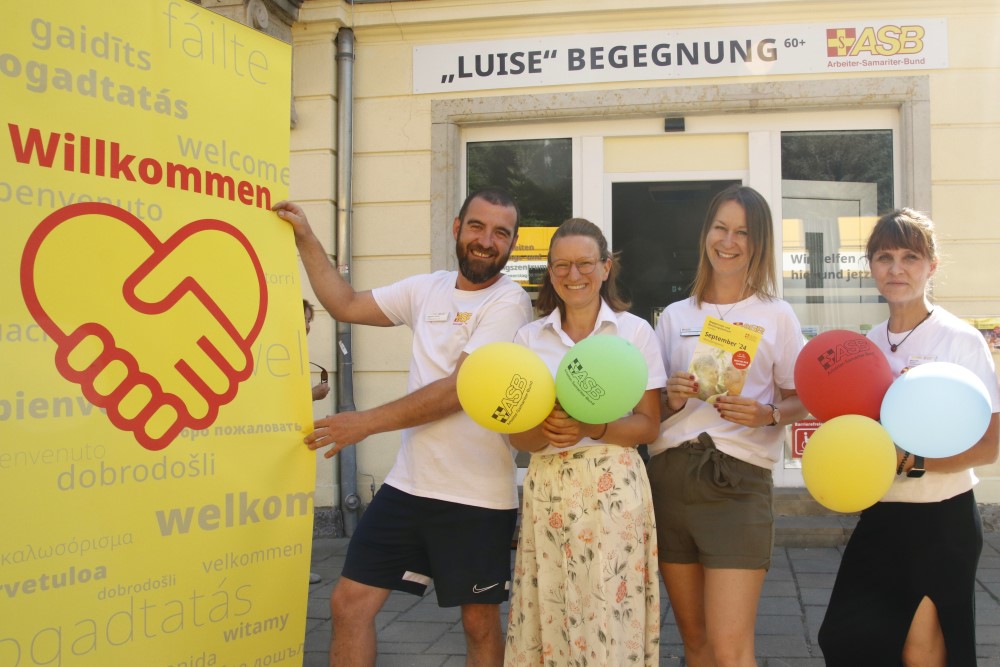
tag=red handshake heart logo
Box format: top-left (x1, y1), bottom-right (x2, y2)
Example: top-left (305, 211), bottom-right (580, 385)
top-left (20, 202), bottom-right (268, 451)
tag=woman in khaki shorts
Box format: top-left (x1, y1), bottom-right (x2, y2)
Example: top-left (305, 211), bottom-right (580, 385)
top-left (647, 185), bottom-right (807, 667)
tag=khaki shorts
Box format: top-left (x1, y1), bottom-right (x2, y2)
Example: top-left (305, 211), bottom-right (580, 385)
top-left (647, 433), bottom-right (773, 570)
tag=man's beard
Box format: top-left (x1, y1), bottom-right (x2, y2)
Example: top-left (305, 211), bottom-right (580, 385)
top-left (456, 239), bottom-right (511, 285)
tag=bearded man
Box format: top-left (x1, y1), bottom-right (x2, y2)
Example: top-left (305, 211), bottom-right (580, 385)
top-left (273, 189), bottom-right (532, 667)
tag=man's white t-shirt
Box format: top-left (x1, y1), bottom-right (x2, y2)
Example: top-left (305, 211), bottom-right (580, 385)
top-left (373, 271), bottom-right (533, 510)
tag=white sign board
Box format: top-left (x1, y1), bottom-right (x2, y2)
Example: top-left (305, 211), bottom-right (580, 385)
top-left (414, 19), bottom-right (947, 94)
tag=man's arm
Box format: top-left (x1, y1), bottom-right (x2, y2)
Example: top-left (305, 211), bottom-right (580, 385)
top-left (273, 200), bottom-right (392, 327)
top-left (305, 294), bottom-right (532, 458)
top-left (306, 353), bottom-right (468, 459)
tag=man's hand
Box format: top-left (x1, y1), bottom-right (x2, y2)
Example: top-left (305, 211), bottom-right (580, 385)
top-left (306, 411), bottom-right (373, 459)
top-left (312, 382), bottom-right (331, 401)
top-left (272, 200), bottom-right (313, 240)
top-left (21, 203), bottom-right (267, 450)
top-left (271, 200), bottom-right (392, 327)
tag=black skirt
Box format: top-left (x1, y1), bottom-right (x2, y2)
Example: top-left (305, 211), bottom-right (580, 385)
top-left (818, 490), bottom-right (982, 666)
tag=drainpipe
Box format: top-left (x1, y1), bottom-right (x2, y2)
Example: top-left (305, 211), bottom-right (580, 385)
top-left (335, 28), bottom-right (360, 535)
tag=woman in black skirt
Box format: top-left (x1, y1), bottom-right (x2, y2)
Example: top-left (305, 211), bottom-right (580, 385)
top-left (818, 209), bottom-right (1000, 666)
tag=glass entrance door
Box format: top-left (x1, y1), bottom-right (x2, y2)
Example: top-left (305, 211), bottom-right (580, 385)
top-left (778, 130), bottom-right (894, 481)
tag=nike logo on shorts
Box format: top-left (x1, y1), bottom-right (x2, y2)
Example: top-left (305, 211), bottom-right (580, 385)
top-left (472, 583), bottom-right (499, 594)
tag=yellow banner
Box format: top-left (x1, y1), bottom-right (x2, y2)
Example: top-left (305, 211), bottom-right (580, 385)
top-left (1, 2), bottom-right (313, 666)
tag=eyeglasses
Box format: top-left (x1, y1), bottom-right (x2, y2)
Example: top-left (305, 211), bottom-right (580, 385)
top-left (549, 259), bottom-right (603, 277)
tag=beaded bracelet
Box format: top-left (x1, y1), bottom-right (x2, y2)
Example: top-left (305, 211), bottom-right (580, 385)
top-left (896, 451), bottom-right (911, 476)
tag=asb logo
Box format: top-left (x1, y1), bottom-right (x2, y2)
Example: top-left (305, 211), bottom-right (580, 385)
top-left (564, 357), bottom-right (605, 402)
top-left (826, 25), bottom-right (925, 57)
top-left (491, 374), bottom-right (531, 425)
top-left (816, 337), bottom-right (873, 372)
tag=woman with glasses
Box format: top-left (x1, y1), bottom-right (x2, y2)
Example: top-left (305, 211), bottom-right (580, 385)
top-left (647, 185), bottom-right (806, 666)
top-left (504, 218), bottom-right (665, 666)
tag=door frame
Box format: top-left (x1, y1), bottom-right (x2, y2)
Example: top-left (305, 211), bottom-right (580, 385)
top-left (455, 93), bottom-right (912, 489)
top-left (602, 169), bottom-right (748, 247)
top-left (603, 168), bottom-right (805, 487)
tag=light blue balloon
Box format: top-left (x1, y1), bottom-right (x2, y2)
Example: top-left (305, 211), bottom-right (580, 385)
top-left (880, 361), bottom-right (993, 458)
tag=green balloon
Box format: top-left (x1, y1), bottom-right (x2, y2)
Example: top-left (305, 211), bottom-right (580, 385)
top-left (555, 335), bottom-right (648, 424)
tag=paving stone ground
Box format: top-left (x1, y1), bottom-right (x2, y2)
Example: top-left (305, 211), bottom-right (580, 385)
top-left (301, 533), bottom-right (1000, 666)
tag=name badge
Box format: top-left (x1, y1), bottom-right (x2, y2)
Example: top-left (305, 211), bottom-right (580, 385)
top-left (680, 328), bottom-right (701, 337)
top-left (907, 354), bottom-right (937, 367)
top-left (426, 312), bottom-right (450, 322)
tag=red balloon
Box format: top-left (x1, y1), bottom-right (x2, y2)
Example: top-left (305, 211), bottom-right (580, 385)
top-left (793, 330), bottom-right (893, 422)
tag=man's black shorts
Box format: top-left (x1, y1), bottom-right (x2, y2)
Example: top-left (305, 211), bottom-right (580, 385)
top-left (341, 484), bottom-right (517, 607)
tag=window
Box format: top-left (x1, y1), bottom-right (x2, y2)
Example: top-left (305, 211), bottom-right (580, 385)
top-left (467, 138), bottom-right (572, 289)
top-left (780, 130), bottom-right (894, 335)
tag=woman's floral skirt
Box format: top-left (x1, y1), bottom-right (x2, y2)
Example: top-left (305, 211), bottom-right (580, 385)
top-left (505, 446), bottom-right (659, 666)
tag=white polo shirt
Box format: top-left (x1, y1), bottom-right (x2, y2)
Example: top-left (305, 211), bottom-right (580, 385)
top-left (513, 299), bottom-right (667, 455)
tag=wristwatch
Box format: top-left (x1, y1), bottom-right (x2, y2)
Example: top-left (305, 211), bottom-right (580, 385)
top-left (907, 455), bottom-right (926, 478)
top-left (766, 403), bottom-right (781, 426)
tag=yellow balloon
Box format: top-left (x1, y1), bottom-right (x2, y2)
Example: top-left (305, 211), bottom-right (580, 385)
top-left (457, 342), bottom-right (556, 433)
top-left (802, 415), bottom-right (897, 513)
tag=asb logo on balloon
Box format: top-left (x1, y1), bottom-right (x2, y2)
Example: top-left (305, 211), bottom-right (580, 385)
top-left (561, 356), bottom-right (606, 403)
top-left (490, 374), bottom-right (537, 427)
top-left (457, 342), bottom-right (555, 434)
top-left (556, 335), bottom-right (648, 425)
top-left (794, 330), bottom-right (893, 422)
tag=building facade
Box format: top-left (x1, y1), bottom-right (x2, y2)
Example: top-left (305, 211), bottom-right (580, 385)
top-left (217, 0), bottom-right (1000, 517)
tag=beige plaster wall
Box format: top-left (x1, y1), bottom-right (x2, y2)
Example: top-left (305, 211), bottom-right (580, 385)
top-left (291, 0), bottom-right (1000, 503)
top-left (605, 134), bottom-right (749, 173)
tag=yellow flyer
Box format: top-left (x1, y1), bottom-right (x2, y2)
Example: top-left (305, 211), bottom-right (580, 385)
top-left (1, 2), bottom-right (314, 666)
top-left (688, 316), bottom-right (762, 402)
